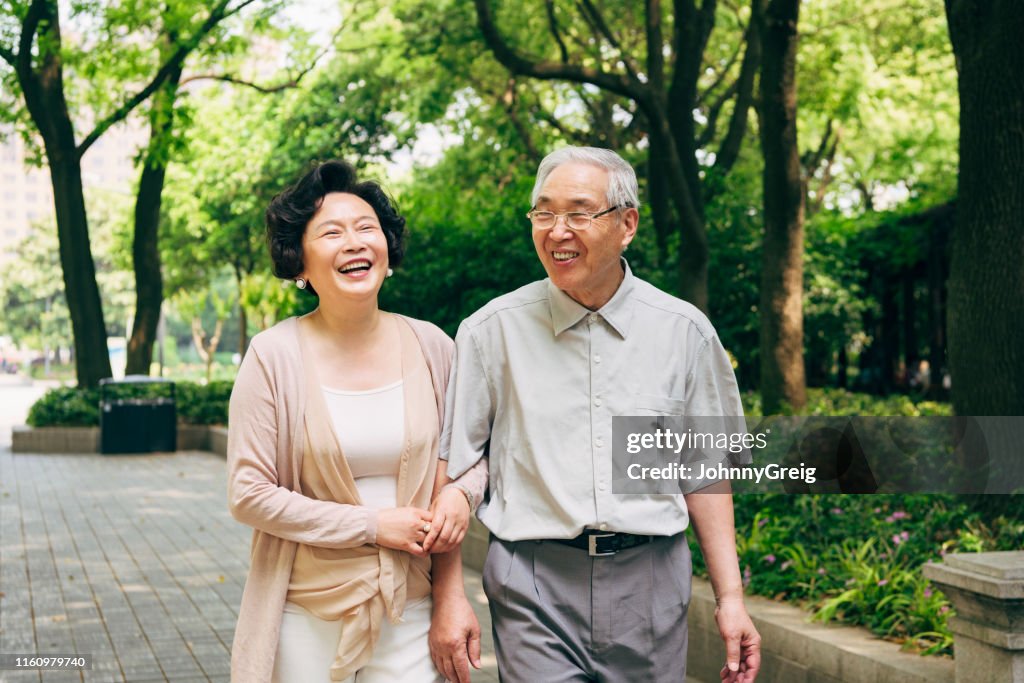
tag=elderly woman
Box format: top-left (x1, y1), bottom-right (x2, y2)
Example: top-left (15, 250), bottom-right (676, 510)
top-left (227, 160), bottom-right (485, 682)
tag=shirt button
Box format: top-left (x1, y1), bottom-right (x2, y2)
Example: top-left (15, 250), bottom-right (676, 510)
top-left (599, 523), bottom-right (609, 531)
top-left (598, 481), bottom-right (607, 491)
top-left (589, 314), bottom-right (599, 323)
top-left (594, 398), bottom-right (602, 407)
top-left (594, 437), bottom-right (604, 447)
top-left (594, 355), bottom-right (602, 364)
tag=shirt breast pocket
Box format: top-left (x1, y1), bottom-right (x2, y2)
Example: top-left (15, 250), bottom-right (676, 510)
top-left (633, 393), bottom-right (686, 416)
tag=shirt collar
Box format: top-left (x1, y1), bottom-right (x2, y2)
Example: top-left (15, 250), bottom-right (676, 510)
top-left (548, 259), bottom-right (636, 338)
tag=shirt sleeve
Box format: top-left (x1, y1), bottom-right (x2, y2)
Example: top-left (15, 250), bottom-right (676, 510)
top-left (685, 332), bottom-right (744, 416)
top-left (684, 331), bottom-right (751, 467)
top-left (442, 323), bottom-right (495, 479)
top-left (226, 344), bottom-right (378, 547)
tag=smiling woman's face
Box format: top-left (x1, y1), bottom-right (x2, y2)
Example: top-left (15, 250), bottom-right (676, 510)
top-left (298, 192), bottom-right (390, 304)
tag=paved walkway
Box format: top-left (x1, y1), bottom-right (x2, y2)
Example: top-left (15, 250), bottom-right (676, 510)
top-left (0, 449), bottom-right (499, 682)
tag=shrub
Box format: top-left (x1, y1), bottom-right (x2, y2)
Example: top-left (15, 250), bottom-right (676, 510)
top-left (175, 381), bottom-right (233, 425)
top-left (26, 387), bottom-right (101, 427)
top-left (26, 380), bottom-right (232, 427)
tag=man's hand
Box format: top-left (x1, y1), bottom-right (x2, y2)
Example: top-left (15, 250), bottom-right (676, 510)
top-left (429, 592), bottom-right (482, 683)
top-left (423, 486), bottom-right (471, 554)
top-left (715, 598), bottom-right (760, 683)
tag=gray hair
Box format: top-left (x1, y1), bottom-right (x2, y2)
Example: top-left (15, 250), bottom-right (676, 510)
top-left (530, 146), bottom-right (640, 209)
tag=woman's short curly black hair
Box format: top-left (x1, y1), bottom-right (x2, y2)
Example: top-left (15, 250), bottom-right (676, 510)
top-left (266, 160), bottom-right (406, 294)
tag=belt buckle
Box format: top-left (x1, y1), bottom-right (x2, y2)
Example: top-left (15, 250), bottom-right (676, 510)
top-left (588, 532), bottom-right (617, 557)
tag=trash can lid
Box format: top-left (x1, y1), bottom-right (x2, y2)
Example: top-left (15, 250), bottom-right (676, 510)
top-left (100, 375), bottom-right (176, 385)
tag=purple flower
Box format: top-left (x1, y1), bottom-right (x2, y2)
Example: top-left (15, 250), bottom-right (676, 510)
top-left (764, 554), bottom-right (777, 564)
top-left (758, 518), bottom-right (769, 528)
top-left (877, 579), bottom-right (889, 586)
top-left (817, 567), bottom-right (827, 575)
top-left (924, 588), bottom-right (933, 598)
top-left (831, 507), bottom-right (843, 515)
top-left (886, 511), bottom-right (909, 522)
top-left (892, 534), bottom-right (903, 545)
top-left (940, 605), bottom-right (950, 614)
top-left (873, 507), bottom-right (881, 514)
top-left (743, 565), bottom-right (752, 588)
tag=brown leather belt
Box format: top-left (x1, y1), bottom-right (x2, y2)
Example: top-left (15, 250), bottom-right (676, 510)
top-left (552, 530), bottom-right (655, 557)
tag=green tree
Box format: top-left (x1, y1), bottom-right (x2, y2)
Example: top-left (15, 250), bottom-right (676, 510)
top-left (472, 0), bottom-right (763, 312)
top-left (944, 0), bottom-right (1024, 416)
top-left (125, 0), bottom-right (323, 373)
top-left (0, 0), bottom-right (262, 386)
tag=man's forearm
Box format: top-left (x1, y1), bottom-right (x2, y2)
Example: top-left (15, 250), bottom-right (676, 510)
top-left (432, 545), bottom-right (468, 600)
top-left (685, 481), bottom-right (745, 603)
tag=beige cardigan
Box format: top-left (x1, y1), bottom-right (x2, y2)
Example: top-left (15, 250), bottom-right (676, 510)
top-left (227, 314), bottom-right (460, 682)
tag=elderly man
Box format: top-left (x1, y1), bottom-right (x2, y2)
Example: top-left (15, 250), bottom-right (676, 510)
top-left (437, 146), bottom-right (760, 683)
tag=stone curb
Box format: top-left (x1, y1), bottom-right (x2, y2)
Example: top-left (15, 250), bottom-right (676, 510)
top-left (11, 424), bottom-right (229, 456)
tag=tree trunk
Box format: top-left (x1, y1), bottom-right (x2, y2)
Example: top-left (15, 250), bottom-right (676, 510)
top-left (927, 217), bottom-right (948, 399)
top-left (944, 0), bottom-right (1024, 416)
top-left (17, 3), bottom-right (112, 387)
top-left (880, 275), bottom-right (900, 394)
top-left (45, 137), bottom-right (112, 387)
top-left (125, 158), bottom-right (167, 376)
top-left (757, 0), bottom-right (806, 414)
top-left (126, 63), bottom-right (183, 376)
top-left (238, 304), bottom-right (248, 358)
top-left (646, 136), bottom-right (674, 262)
top-left (902, 272), bottom-right (917, 390)
top-left (191, 316), bottom-right (224, 384)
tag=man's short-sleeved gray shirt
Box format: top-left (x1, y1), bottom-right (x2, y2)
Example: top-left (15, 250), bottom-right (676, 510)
top-left (444, 262), bottom-right (744, 541)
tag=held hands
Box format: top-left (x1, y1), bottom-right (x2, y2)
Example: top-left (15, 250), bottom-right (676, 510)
top-left (716, 598), bottom-right (761, 683)
top-left (422, 486), bottom-right (471, 554)
top-left (376, 507), bottom-right (434, 557)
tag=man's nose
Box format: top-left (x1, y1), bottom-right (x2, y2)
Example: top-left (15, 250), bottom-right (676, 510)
top-left (550, 215), bottom-right (574, 238)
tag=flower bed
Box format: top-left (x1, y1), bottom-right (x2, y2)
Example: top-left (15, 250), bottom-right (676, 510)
top-left (690, 493), bottom-right (1024, 656)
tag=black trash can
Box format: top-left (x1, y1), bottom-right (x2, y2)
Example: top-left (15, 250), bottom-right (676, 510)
top-left (99, 376), bottom-right (177, 454)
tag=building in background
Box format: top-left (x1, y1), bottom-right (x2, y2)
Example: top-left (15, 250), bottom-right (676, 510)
top-left (0, 124), bottom-right (144, 264)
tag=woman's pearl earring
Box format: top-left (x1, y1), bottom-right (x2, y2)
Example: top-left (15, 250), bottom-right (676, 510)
top-left (386, 268), bottom-right (394, 278)
top-left (295, 278), bottom-right (307, 289)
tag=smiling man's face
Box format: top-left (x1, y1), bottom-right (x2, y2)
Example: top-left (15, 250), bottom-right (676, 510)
top-left (531, 162), bottom-right (637, 310)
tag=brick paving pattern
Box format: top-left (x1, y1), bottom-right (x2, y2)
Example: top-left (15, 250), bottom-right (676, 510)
top-left (0, 449), bottom-right (499, 683)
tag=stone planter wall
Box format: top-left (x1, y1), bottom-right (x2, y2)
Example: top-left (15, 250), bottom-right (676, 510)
top-left (11, 425), bottom-right (99, 453)
top-left (11, 424), bottom-right (227, 455)
top-left (924, 551), bottom-right (1024, 683)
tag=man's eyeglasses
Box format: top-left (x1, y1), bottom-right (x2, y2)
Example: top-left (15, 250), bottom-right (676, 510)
top-left (527, 206), bottom-right (621, 231)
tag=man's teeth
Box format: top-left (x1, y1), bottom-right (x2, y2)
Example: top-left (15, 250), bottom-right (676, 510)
top-left (339, 261), bottom-right (371, 273)
top-left (553, 251), bottom-right (579, 261)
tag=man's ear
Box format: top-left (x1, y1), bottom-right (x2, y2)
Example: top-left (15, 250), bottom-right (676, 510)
top-left (621, 207), bottom-right (639, 249)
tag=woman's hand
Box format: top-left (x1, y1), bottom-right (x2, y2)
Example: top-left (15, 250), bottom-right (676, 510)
top-left (376, 507), bottom-right (434, 557)
top-left (422, 486), bottom-right (470, 554)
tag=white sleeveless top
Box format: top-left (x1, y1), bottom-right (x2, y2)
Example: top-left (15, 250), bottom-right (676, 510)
top-left (321, 380), bottom-right (403, 509)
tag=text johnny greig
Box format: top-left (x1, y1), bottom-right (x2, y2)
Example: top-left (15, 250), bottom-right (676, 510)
top-left (626, 461), bottom-right (818, 485)
top-left (623, 426), bottom-right (817, 484)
